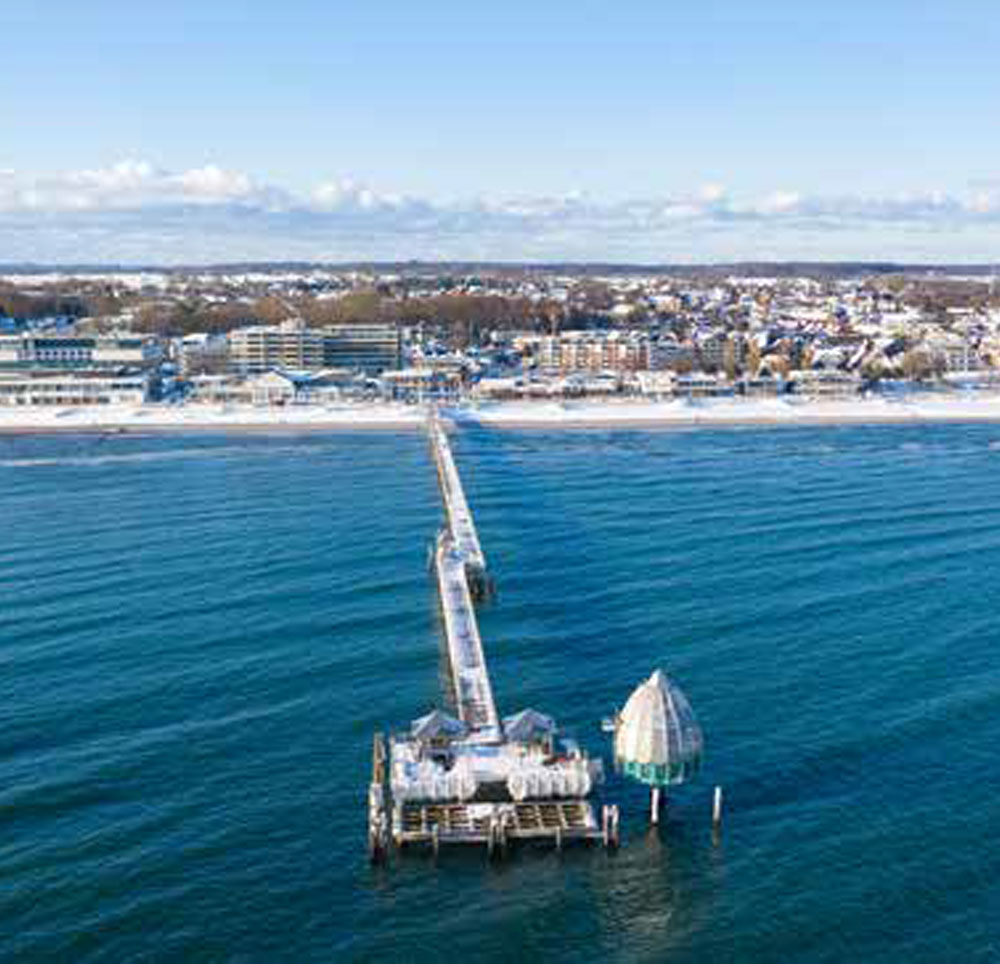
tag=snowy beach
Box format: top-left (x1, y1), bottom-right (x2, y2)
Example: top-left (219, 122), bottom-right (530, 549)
top-left (4, 394), bottom-right (1000, 433)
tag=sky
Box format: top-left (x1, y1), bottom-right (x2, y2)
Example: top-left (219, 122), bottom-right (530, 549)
top-left (2, 0), bottom-right (1000, 264)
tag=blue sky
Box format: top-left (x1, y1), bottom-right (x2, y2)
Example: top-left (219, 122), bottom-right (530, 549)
top-left (2, 0), bottom-right (1000, 263)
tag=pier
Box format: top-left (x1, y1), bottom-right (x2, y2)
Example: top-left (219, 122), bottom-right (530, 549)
top-left (368, 414), bottom-right (617, 859)
top-left (434, 528), bottom-right (500, 738)
top-left (428, 417), bottom-right (490, 598)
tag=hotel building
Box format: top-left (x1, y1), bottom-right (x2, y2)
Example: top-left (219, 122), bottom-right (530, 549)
top-left (228, 321), bottom-right (401, 375)
top-left (0, 333), bottom-right (162, 371)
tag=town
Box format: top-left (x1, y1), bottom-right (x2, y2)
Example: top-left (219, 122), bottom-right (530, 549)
top-left (2, 264), bottom-right (999, 412)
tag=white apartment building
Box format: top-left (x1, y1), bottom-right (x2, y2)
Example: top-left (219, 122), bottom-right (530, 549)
top-left (228, 320), bottom-right (401, 374)
top-left (228, 322), bottom-right (326, 373)
top-left (537, 332), bottom-right (654, 372)
top-left (0, 333), bottom-right (162, 371)
top-left (0, 371), bottom-right (151, 406)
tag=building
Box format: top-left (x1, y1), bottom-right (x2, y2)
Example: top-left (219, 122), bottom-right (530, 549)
top-left (229, 321), bottom-right (401, 375)
top-left (694, 333), bottom-right (744, 373)
top-left (650, 339), bottom-right (696, 371)
top-left (925, 335), bottom-right (980, 373)
top-left (189, 368), bottom-right (360, 405)
top-left (185, 374), bottom-right (253, 405)
top-left (322, 324), bottom-right (402, 374)
top-left (673, 373), bottom-right (735, 397)
top-left (738, 375), bottom-right (788, 397)
top-left (0, 371), bottom-right (152, 406)
top-left (537, 331), bottom-right (654, 373)
top-left (633, 371), bottom-right (676, 396)
top-left (789, 369), bottom-right (863, 397)
top-left (175, 333), bottom-right (230, 374)
top-left (380, 368), bottom-right (463, 403)
top-left (228, 322), bottom-right (326, 374)
top-left (0, 332), bottom-right (162, 371)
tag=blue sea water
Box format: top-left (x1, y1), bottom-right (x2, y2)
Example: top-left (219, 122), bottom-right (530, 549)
top-left (2, 424), bottom-right (999, 963)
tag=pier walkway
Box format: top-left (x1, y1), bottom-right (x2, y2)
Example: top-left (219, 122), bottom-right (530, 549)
top-left (429, 417), bottom-right (488, 591)
top-left (435, 532), bottom-right (500, 739)
top-left (429, 415), bottom-right (500, 740)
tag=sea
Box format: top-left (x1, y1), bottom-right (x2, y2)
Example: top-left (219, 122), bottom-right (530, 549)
top-left (2, 424), bottom-right (999, 963)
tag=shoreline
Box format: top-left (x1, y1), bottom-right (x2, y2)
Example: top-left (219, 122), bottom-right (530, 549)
top-left (2, 396), bottom-right (1000, 434)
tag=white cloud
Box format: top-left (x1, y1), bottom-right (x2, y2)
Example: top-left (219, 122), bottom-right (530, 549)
top-left (171, 164), bottom-right (256, 201)
top-left (2, 160), bottom-right (1000, 263)
top-left (0, 160), bottom-right (272, 213)
top-left (756, 190), bottom-right (802, 214)
top-left (698, 183), bottom-right (727, 204)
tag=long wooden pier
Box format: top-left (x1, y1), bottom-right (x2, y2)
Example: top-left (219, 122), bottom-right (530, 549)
top-left (367, 414), bottom-right (615, 860)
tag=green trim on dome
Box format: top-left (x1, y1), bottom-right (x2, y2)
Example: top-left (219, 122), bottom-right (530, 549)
top-left (621, 757), bottom-right (701, 786)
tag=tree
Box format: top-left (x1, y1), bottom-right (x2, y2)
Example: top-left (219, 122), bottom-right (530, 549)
top-left (723, 338), bottom-right (741, 380)
top-left (900, 349), bottom-right (936, 381)
top-left (250, 296), bottom-right (297, 326)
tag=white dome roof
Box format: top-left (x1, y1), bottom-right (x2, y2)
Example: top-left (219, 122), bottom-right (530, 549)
top-left (615, 669), bottom-right (703, 777)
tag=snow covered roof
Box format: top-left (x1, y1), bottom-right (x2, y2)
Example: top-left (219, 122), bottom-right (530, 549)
top-left (503, 708), bottom-right (556, 743)
top-left (411, 709), bottom-right (467, 742)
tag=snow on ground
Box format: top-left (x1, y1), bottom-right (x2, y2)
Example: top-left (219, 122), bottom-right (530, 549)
top-left (0, 402), bottom-right (427, 431)
top-left (3, 395), bottom-right (1000, 433)
top-left (443, 394), bottom-right (1000, 426)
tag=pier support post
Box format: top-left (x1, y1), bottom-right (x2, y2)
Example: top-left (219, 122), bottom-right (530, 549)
top-left (650, 786), bottom-right (661, 825)
top-left (712, 786), bottom-right (724, 830)
top-left (602, 805), bottom-right (620, 850)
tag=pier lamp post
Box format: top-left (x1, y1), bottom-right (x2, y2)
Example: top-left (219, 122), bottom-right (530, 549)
top-left (614, 669), bottom-right (703, 824)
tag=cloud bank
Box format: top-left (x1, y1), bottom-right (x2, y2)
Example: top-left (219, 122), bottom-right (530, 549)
top-left (2, 160), bottom-right (1000, 264)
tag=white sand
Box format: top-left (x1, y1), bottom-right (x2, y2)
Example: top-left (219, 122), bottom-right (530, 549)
top-left (2, 395), bottom-right (1000, 433)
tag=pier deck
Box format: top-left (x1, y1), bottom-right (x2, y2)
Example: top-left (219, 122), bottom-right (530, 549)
top-left (429, 418), bottom-right (488, 586)
top-left (435, 530), bottom-right (500, 740)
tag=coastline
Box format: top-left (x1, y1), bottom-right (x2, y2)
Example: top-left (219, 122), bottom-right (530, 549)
top-left (2, 395), bottom-right (1000, 434)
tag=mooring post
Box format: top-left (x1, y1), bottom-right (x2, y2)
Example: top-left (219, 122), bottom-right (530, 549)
top-left (712, 785), bottom-right (724, 829)
top-left (650, 786), bottom-right (661, 825)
